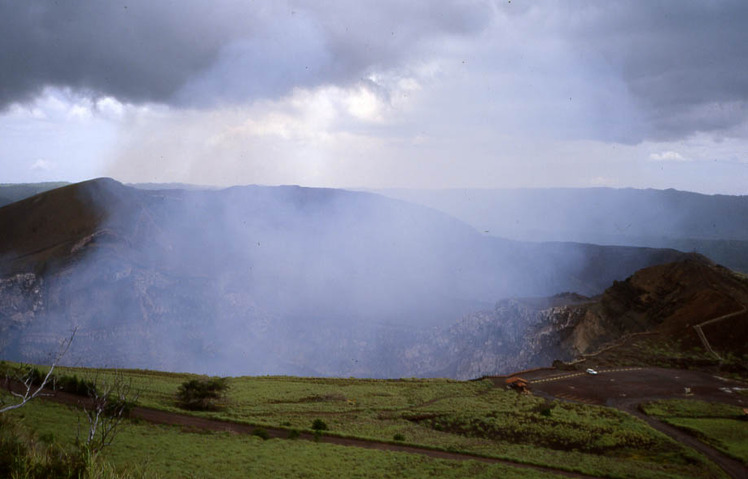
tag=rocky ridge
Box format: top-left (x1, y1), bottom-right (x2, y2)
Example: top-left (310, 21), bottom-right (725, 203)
top-left (0, 179), bottom-right (701, 377)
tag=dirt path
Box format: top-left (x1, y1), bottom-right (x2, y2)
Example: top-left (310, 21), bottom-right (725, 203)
top-left (693, 305), bottom-right (747, 360)
top-left (20, 369), bottom-right (747, 478)
top-left (615, 398), bottom-right (747, 479)
top-left (523, 368), bottom-right (748, 479)
top-left (40, 389), bottom-right (594, 479)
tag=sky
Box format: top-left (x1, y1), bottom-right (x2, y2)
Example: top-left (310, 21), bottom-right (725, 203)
top-left (1, 1), bottom-right (747, 194)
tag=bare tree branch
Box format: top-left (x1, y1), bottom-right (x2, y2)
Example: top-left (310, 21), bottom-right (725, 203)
top-left (0, 327), bottom-right (77, 413)
top-left (79, 369), bottom-right (139, 454)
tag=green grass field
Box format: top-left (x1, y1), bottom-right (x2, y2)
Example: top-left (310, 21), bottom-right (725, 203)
top-left (641, 399), bottom-right (748, 465)
top-left (0, 365), bottom-right (731, 478)
top-left (4, 399), bottom-right (563, 479)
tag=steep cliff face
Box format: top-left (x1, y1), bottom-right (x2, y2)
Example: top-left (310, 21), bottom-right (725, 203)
top-left (0, 273), bottom-right (44, 356)
top-left (397, 294), bottom-right (594, 379)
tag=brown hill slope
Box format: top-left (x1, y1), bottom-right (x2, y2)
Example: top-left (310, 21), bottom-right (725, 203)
top-left (412, 256), bottom-right (748, 379)
top-left (0, 178), bottom-right (148, 274)
top-left (566, 256), bottom-right (748, 372)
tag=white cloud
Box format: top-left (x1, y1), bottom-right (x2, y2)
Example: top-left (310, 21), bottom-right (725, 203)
top-left (106, 82), bottom-right (399, 186)
top-left (588, 176), bottom-right (616, 187)
top-left (68, 103), bottom-right (93, 121)
top-left (96, 97), bottom-right (125, 119)
top-left (345, 86), bottom-right (383, 122)
top-left (30, 159), bottom-right (53, 171)
top-left (649, 151), bottom-right (687, 162)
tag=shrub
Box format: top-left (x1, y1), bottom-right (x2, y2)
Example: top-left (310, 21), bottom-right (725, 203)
top-left (287, 429), bottom-right (300, 440)
top-left (393, 433), bottom-right (405, 441)
top-left (311, 419), bottom-right (328, 431)
top-left (252, 428), bottom-right (270, 440)
top-left (55, 375), bottom-right (97, 397)
top-left (0, 420), bottom-right (28, 477)
top-left (176, 377), bottom-right (229, 411)
top-left (23, 366), bottom-right (46, 386)
top-left (0, 417), bottom-right (86, 479)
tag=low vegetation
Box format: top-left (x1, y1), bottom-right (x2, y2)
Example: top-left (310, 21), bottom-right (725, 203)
top-left (1, 364), bottom-right (737, 478)
top-left (405, 402), bottom-right (670, 455)
top-left (310, 418), bottom-right (328, 431)
top-left (0, 414), bottom-right (85, 479)
top-left (0, 413), bottom-right (149, 479)
top-left (2, 397), bottom-right (562, 479)
top-left (0, 364), bottom-right (97, 398)
top-left (642, 399), bottom-right (748, 464)
top-left (176, 376), bottom-right (229, 411)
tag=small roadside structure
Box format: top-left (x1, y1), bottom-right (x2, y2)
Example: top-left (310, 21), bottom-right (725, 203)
top-left (505, 377), bottom-right (530, 393)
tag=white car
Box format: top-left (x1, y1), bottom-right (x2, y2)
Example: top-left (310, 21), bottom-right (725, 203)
top-left (586, 368), bottom-right (598, 375)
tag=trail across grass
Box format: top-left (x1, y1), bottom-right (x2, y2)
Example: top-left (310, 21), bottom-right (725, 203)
top-left (4, 398), bottom-right (570, 479)
top-left (641, 399), bottom-right (748, 465)
top-left (18, 366), bottom-right (725, 478)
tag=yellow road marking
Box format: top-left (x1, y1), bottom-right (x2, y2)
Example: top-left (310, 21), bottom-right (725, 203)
top-left (529, 367), bottom-right (643, 384)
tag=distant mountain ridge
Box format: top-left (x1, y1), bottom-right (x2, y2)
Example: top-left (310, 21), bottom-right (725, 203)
top-left (375, 188), bottom-right (748, 272)
top-left (0, 179), bottom-right (695, 377)
top-left (5, 182), bottom-right (748, 271)
top-left (0, 182), bottom-right (70, 208)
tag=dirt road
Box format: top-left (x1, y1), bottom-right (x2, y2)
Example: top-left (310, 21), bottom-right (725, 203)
top-left (19, 368), bottom-right (748, 478)
top-left (41, 388), bottom-right (594, 479)
top-left (519, 367), bottom-right (747, 479)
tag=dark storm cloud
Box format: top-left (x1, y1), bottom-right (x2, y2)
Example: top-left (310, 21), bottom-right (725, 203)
top-left (566, 1), bottom-right (748, 141)
top-left (0, 1), bottom-right (223, 106)
top-left (2, 1), bottom-right (747, 144)
top-left (0, 0), bottom-right (491, 109)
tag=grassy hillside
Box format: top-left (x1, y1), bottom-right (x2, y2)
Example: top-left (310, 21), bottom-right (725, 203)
top-left (642, 399), bottom-right (748, 465)
top-left (1, 365), bottom-right (730, 478)
top-left (4, 399), bottom-right (564, 479)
